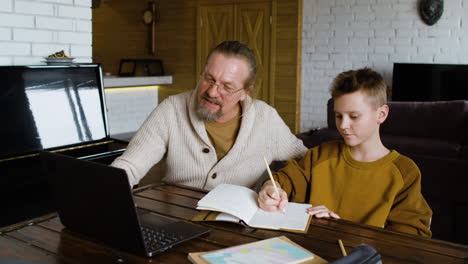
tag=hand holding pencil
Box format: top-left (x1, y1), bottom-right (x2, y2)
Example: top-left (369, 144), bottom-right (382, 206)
top-left (257, 157), bottom-right (289, 212)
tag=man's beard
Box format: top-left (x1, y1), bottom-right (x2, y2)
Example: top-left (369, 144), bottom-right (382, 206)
top-left (196, 93), bottom-right (223, 121)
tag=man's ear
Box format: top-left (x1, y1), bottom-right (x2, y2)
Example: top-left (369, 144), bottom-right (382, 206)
top-left (240, 84), bottom-right (253, 101)
top-left (377, 104), bottom-right (389, 124)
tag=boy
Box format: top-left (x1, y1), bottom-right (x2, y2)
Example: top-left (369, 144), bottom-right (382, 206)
top-left (258, 68), bottom-right (432, 237)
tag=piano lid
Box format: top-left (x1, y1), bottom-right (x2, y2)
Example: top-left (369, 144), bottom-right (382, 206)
top-left (0, 64), bottom-right (109, 160)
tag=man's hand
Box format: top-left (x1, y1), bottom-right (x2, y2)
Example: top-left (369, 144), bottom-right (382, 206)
top-left (258, 180), bottom-right (288, 212)
top-left (306, 205), bottom-right (340, 219)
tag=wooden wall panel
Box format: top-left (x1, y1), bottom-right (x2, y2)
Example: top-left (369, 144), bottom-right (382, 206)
top-left (274, 0), bottom-right (301, 132)
top-left (93, 0), bottom-right (197, 101)
top-left (93, 0), bottom-right (301, 132)
top-left (152, 1), bottom-right (198, 100)
top-left (92, 0), bottom-right (148, 74)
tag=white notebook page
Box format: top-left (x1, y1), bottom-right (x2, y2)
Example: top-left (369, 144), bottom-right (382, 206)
top-left (197, 184), bottom-right (259, 222)
top-left (247, 202), bottom-right (311, 231)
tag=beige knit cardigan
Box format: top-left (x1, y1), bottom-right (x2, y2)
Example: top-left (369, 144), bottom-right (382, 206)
top-left (111, 90), bottom-right (307, 190)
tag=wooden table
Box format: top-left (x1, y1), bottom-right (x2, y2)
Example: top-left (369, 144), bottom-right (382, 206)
top-left (1, 183), bottom-right (467, 263)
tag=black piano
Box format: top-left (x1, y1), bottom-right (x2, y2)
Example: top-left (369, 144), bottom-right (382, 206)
top-left (0, 64), bottom-right (128, 227)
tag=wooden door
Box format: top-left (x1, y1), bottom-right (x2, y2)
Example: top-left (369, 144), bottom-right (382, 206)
top-left (237, 2), bottom-right (272, 103)
top-left (197, 1), bottom-right (273, 105)
top-left (196, 4), bottom-right (235, 76)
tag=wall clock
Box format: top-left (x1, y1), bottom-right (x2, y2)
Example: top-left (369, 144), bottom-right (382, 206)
top-left (143, 1), bottom-right (157, 55)
top-left (143, 10), bottom-right (153, 25)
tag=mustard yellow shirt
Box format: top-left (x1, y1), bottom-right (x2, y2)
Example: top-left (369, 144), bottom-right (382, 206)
top-left (205, 112), bottom-right (241, 160)
top-left (274, 140), bottom-right (432, 237)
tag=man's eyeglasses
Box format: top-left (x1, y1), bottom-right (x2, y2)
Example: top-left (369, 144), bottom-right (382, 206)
top-left (201, 73), bottom-right (244, 96)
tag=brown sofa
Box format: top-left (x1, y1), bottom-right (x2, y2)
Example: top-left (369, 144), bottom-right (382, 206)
top-left (295, 99), bottom-right (468, 244)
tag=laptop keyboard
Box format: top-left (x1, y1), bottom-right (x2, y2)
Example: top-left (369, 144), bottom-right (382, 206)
top-left (141, 225), bottom-right (185, 252)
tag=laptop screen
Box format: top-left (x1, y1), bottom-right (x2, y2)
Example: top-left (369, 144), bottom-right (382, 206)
top-left (0, 64), bottom-right (108, 159)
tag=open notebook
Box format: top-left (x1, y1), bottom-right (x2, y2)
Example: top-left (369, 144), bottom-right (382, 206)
top-left (193, 184), bottom-right (311, 233)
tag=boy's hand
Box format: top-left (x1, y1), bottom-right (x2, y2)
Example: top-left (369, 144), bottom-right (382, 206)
top-left (306, 205), bottom-right (340, 219)
top-left (258, 181), bottom-right (288, 212)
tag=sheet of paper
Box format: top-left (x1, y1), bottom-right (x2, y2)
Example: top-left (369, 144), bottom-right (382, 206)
top-left (200, 236), bottom-right (314, 264)
top-left (215, 213), bottom-right (241, 222)
top-left (197, 184), bottom-right (259, 222)
top-left (247, 202), bottom-right (311, 231)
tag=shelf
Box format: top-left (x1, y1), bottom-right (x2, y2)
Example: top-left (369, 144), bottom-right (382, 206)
top-left (103, 76), bottom-right (172, 88)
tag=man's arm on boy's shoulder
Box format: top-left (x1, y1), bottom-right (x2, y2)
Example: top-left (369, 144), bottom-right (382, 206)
top-left (274, 149), bottom-right (313, 203)
top-left (385, 160), bottom-right (433, 237)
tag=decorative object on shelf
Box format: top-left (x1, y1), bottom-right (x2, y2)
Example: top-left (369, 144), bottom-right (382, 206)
top-left (118, 59), bottom-right (164, 77)
top-left (419, 0), bottom-right (444, 26)
top-left (44, 50), bottom-right (74, 65)
top-left (143, 0), bottom-right (159, 55)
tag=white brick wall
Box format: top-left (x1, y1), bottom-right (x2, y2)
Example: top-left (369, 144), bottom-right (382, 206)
top-left (301, 0), bottom-right (468, 132)
top-left (104, 87), bottom-right (159, 135)
top-left (0, 42), bottom-right (29, 55)
top-left (0, 0), bottom-right (92, 65)
top-left (0, 0), bottom-right (13, 12)
top-left (0, 27), bottom-right (11, 40)
top-left (37, 17), bottom-right (73, 30)
top-left (15, 1), bottom-right (54, 16)
top-left (58, 5), bottom-right (91, 19)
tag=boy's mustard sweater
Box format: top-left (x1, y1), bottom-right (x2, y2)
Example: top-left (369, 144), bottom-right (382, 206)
top-left (274, 141), bottom-right (432, 237)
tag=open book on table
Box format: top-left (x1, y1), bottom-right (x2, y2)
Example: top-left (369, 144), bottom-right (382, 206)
top-left (188, 236), bottom-right (327, 264)
top-left (193, 184), bottom-right (312, 233)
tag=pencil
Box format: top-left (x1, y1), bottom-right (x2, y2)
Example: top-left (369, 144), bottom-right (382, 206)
top-left (338, 239), bottom-right (347, 256)
top-left (263, 156), bottom-right (285, 213)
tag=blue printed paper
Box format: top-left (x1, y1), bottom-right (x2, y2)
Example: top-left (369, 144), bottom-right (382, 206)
top-left (201, 237), bottom-right (314, 264)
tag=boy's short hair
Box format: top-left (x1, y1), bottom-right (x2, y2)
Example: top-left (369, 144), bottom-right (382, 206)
top-left (330, 68), bottom-right (389, 108)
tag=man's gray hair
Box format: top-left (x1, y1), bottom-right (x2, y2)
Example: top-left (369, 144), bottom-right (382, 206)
top-left (205, 40), bottom-right (257, 90)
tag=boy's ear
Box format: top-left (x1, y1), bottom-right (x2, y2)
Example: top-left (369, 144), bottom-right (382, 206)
top-left (377, 104), bottom-right (389, 124)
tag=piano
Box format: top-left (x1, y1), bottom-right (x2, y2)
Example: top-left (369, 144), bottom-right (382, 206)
top-left (0, 64), bottom-right (128, 227)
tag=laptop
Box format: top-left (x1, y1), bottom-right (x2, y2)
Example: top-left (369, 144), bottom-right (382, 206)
top-left (40, 151), bottom-right (210, 257)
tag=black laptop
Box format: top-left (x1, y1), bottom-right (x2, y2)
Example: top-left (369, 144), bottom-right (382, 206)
top-left (40, 151), bottom-right (210, 257)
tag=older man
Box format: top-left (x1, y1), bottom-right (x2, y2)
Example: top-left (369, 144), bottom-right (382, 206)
top-left (112, 41), bottom-right (307, 190)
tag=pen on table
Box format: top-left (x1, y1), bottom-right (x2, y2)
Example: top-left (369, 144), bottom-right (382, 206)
top-left (262, 156), bottom-right (286, 213)
top-left (338, 239), bottom-right (347, 256)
